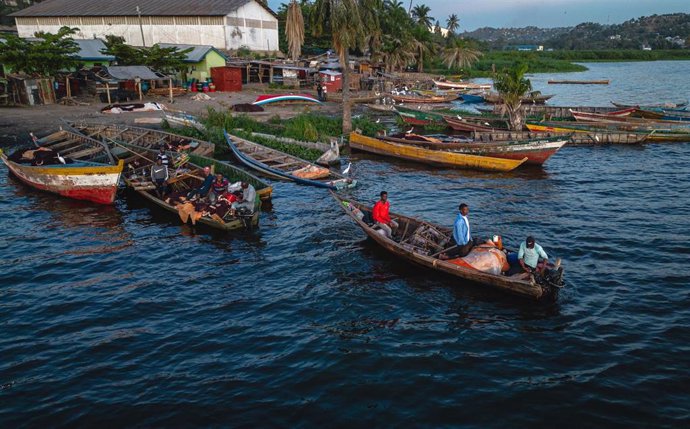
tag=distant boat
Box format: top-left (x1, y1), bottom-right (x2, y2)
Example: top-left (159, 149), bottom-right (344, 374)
top-left (433, 79), bottom-right (492, 90)
top-left (349, 132), bottom-right (527, 171)
top-left (0, 129), bottom-right (123, 204)
top-left (391, 93), bottom-right (458, 104)
top-left (548, 80), bottom-right (610, 85)
top-left (252, 94), bottom-right (321, 106)
top-left (611, 100), bottom-right (687, 110)
top-left (459, 93), bottom-right (486, 103)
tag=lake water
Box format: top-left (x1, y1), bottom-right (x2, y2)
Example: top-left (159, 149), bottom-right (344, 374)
top-left (1, 61), bottom-right (689, 426)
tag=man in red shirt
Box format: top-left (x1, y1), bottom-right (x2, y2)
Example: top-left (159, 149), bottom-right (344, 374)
top-left (372, 191), bottom-right (398, 239)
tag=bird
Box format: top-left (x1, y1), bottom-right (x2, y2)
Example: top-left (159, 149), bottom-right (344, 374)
top-left (342, 162), bottom-right (352, 175)
top-left (594, 135), bottom-right (600, 142)
top-left (57, 153), bottom-right (66, 164)
top-left (484, 122), bottom-right (490, 126)
top-left (375, 118), bottom-right (381, 123)
top-left (456, 115), bottom-right (463, 120)
top-left (405, 127), bottom-right (414, 134)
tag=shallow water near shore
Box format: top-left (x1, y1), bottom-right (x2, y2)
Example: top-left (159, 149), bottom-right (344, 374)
top-left (1, 61), bottom-right (690, 426)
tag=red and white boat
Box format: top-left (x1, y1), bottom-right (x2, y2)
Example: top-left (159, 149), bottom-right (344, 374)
top-left (570, 107), bottom-right (636, 122)
top-left (252, 94), bottom-right (321, 105)
top-left (0, 130), bottom-right (123, 204)
top-left (433, 79), bottom-right (492, 90)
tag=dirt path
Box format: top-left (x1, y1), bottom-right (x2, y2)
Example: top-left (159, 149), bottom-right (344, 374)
top-left (0, 84), bottom-right (343, 147)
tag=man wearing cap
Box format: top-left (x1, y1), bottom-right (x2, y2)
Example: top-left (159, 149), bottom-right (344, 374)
top-left (518, 236), bottom-right (549, 273)
top-left (187, 166), bottom-right (214, 199)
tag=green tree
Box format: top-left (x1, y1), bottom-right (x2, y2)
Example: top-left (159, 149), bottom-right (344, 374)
top-left (411, 4), bottom-right (433, 28)
top-left (312, 0), bottom-right (369, 135)
top-left (410, 24), bottom-right (436, 72)
top-left (0, 26), bottom-right (80, 76)
top-left (102, 35), bottom-right (191, 74)
top-left (493, 62), bottom-right (532, 131)
top-left (442, 38), bottom-right (483, 70)
top-left (446, 14), bottom-right (459, 36)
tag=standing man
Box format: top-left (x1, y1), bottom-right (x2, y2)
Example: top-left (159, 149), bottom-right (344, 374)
top-left (372, 191), bottom-right (398, 239)
top-left (150, 157), bottom-right (169, 198)
top-left (440, 203), bottom-right (473, 259)
top-left (518, 236), bottom-right (549, 273)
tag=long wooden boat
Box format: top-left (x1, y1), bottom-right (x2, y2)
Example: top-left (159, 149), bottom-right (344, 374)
top-left (632, 108), bottom-right (690, 122)
top-left (481, 104), bottom-right (626, 119)
top-left (472, 129), bottom-right (644, 145)
top-left (525, 123), bottom-right (650, 144)
top-left (0, 129), bottom-right (123, 204)
top-left (443, 115), bottom-right (496, 132)
top-left (331, 192), bottom-right (564, 301)
top-left (459, 93), bottom-right (486, 103)
top-left (162, 109), bottom-right (206, 131)
top-left (391, 94), bottom-right (458, 104)
top-left (253, 94), bottom-right (321, 105)
top-left (570, 109), bottom-right (690, 125)
top-left (396, 106), bottom-right (444, 126)
top-left (414, 89), bottom-right (464, 98)
top-left (433, 79), bottom-right (492, 90)
top-left (224, 131), bottom-right (356, 190)
top-left (68, 122), bottom-right (215, 156)
top-left (379, 133), bottom-right (567, 165)
top-left (548, 80), bottom-right (610, 85)
top-left (611, 101), bottom-right (687, 110)
top-left (116, 142), bottom-right (261, 231)
top-left (483, 92), bottom-right (554, 105)
top-left (349, 132), bottom-right (527, 171)
top-left (326, 93), bottom-right (381, 104)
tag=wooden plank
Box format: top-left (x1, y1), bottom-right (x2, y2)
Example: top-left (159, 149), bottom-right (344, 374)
top-left (272, 160), bottom-right (304, 169)
top-left (69, 146), bottom-right (104, 159)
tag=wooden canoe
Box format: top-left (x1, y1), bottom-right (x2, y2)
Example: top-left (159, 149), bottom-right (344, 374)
top-left (0, 129), bottom-right (123, 204)
top-left (433, 80), bottom-right (492, 90)
top-left (570, 109), bottom-right (690, 125)
top-left (525, 123), bottom-right (650, 144)
top-left (253, 94), bottom-right (321, 105)
top-left (67, 122), bottom-right (215, 157)
top-left (548, 80), bottom-right (610, 85)
top-left (483, 92), bottom-right (554, 105)
top-left (611, 101), bottom-right (688, 110)
top-left (391, 94), bottom-right (458, 104)
top-left (331, 192), bottom-right (564, 301)
top-left (224, 131), bottom-right (357, 190)
top-left (379, 134), bottom-right (567, 165)
top-left (396, 106), bottom-right (444, 125)
top-left (116, 143), bottom-right (261, 231)
top-left (443, 115), bottom-right (497, 132)
top-left (349, 132), bottom-right (527, 171)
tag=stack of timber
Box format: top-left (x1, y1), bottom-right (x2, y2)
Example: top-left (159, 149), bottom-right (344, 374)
top-left (348, 132), bottom-right (527, 171)
top-left (114, 143), bottom-right (261, 231)
top-left (225, 131), bottom-right (356, 190)
top-left (332, 192), bottom-right (564, 302)
top-left (67, 122), bottom-right (215, 156)
top-left (0, 129), bottom-right (123, 204)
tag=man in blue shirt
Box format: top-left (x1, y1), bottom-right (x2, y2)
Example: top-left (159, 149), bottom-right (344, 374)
top-left (440, 203), bottom-right (473, 259)
top-left (518, 236), bottom-right (549, 273)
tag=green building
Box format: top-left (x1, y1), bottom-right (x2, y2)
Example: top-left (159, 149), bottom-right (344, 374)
top-left (159, 43), bottom-right (227, 82)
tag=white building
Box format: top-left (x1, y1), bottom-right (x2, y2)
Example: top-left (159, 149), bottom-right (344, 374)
top-left (11, 0), bottom-right (279, 52)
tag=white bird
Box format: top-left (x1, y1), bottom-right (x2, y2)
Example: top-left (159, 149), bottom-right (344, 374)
top-left (57, 153), bottom-right (66, 164)
top-left (456, 115), bottom-right (463, 120)
top-left (405, 127), bottom-right (414, 134)
top-left (376, 118), bottom-right (381, 123)
top-left (594, 135), bottom-right (600, 142)
top-left (342, 162), bottom-right (352, 175)
top-left (484, 122), bottom-right (490, 126)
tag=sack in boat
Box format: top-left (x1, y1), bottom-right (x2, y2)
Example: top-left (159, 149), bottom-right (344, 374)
top-left (177, 202), bottom-right (195, 223)
top-left (291, 165), bottom-right (330, 180)
top-left (447, 241), bottom-right (510, 275)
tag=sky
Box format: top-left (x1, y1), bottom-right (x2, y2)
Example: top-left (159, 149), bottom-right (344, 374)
top-left (266, 0), bottom-right (690, 31)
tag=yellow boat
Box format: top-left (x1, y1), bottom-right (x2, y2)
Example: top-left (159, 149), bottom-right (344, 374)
top-left (349, 133), bottom-right (527, 172)
top-left (526, 123), bottom-right (577, 133)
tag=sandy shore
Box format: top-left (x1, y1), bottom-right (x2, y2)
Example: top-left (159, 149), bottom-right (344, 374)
top-left (0, 84), bottom-right (343, 146)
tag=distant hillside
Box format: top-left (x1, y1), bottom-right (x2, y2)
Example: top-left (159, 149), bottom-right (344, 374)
top-left (463, 13), bottom-right (690, 50)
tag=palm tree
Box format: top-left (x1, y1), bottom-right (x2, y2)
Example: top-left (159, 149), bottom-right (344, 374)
top-left (446, 14), bottom-right (459, 36)
top-left (285, 0), bottom-right (305, 62)
top-left (442, 38), bottom-right (483, 70)
top-left (410, 24), bottom-right (435, 73)
top-left (493, 62), bottom-right (533, 131)
top-left (312, 0), bottom-right (367, 135)
top-left (411, 4), bottom-right (433, 28)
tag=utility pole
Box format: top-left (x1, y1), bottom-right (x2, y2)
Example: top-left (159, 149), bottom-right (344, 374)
top-left (137, 6), bottom-right (146, 47)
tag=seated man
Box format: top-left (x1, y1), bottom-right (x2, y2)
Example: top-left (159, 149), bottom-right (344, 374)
top-left (150, 158), bottom-right (169, 198)
top-left (372, 191), bottom-right (398, 239)
top-left (231, 182), bottom-right (256, 213)
top-left (518, 236), bottom-right (549, 273)
top-left (440, 203), bottom-right (473, 259)
top-left (187, 166), bottom-right (214, 200)
top-left (209, 173), bottom-right (229, 203)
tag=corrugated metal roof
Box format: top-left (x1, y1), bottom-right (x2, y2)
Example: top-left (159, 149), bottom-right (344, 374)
top-left (11, 0), bottom-right (277, 18)
top-left (105, 66), bottom-right (164, 80)
top-left (74, 39), bottom-right (114, 61)
top-left (157, 43), bottom-right (227, 63)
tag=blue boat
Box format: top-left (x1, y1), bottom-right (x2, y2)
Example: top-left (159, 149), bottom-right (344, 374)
top-left (459, 93), bottom-right (486, 104)
top-left (224, 131), bottom-right (356, 190)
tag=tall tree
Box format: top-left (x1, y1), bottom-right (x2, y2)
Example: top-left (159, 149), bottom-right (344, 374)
top-left (312, 0), bottom-right (368, 135)
top-left (411, 4), bottom-right (433, 28)
top-left (410, 24), bottom-right (435, 73)
top-left (493, 62), bottom-right (532, 131)
top-left (101, 36), bottom-right (191, 74)
top-left (285, 0), bottom-right (305, 62)
top-left (446, 14), bottom-right (459, 36)
top-left (442, 38), bottom-right (483, 70)
top-left (0, 26), bottom-right (79, 76)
